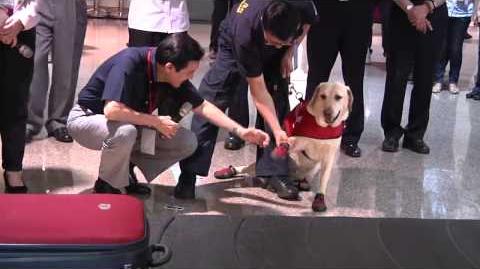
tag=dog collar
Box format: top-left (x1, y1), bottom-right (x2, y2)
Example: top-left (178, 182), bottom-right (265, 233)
top-left (283, 102), bottom-right (344, 140)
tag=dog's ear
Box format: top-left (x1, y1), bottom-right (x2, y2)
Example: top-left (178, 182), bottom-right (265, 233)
top-left (308, 82), bottom-right (327, 111)
top-left (346, 86), bottom-right (353, 112)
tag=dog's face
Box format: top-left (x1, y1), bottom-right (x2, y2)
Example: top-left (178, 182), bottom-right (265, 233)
top-left (307, 82), bottom-right (353, 127)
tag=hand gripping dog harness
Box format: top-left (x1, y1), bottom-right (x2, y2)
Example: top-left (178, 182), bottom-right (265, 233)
top-left (283, 101), bottom-right (345, 140)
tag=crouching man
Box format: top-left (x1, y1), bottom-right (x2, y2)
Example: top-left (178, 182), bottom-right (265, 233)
top-left (67, 33), bottom-right (269, 195)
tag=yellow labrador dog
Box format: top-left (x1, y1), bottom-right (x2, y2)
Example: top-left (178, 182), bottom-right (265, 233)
top-left (286, 82), bottom-right (352, 212)
top-left (214, 82), bottom-right (352, 212)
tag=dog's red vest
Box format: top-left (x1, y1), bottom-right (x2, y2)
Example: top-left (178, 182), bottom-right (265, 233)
top-left (283, 102), bottom-right (344, 139)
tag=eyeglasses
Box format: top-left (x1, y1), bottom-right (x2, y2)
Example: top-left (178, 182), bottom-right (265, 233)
top-left (264, 32), bottom-right (294, 48)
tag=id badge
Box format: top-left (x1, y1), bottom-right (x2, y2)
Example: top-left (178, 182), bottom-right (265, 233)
top-left (140, 128), bottom-right (156, 155)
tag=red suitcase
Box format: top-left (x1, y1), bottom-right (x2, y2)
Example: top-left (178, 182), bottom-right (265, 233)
top-left (0, 194), bottom-right (170, 268)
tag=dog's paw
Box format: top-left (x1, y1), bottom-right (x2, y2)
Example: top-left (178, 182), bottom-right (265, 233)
top-left (312, 193), bottom-right (327, 212)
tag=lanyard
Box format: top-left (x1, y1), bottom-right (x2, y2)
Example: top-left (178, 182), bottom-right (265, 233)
top-left (146, 48), bottom-right (158, 114)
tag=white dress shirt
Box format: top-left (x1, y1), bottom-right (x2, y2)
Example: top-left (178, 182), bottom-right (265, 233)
top-left (128, 0), bottom-right (190, 33)
top-left (1, 0), bottom-right (39, 30)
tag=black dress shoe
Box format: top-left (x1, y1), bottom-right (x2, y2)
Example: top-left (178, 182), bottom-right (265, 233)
top-left (382, 137), bottom-right (400, 152)
top-left (466, 91), bottom-right (480, 99)
top-left (224, 134), bottom-right (245, 151)
top-left (174, 172), bottom-right (196, 199)
top-left (474, 94), bottom-right (480, 101)
top-left (264, 176), bottom-right (299, 200)
top-left (93, 178), bottom-right (122, 194)
top-left (403, 139), bottom-right (430, 154)
top-left (48, 127), bottom-right (73, 143)
top-left (3, 172), bottom-right (28, 194)
top-left (341, 143), bottom-right (362, 158)
top-left (125, 163), bottom-right (151, 196)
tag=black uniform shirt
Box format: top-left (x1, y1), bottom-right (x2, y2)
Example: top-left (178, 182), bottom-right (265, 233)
top-left (77, 47), bottom-right (204, 116)
top-left (223, 0), bottom-right (317, 78)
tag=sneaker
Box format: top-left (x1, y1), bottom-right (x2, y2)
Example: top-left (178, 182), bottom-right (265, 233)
top-left (448, 83), bottom-right (459, 94)
top-left (432, 82), bottom-right (442, 93)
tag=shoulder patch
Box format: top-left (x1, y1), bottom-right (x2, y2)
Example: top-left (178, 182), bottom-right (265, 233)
top-left (236, 0), bottom-right (249, 14)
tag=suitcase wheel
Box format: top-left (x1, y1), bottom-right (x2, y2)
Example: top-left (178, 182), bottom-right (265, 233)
top-left (149, 243), bottom-right (172, 267)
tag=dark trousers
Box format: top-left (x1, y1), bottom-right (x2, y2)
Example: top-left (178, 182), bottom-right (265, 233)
top-left (381, 4), bottom-right (447, 140)
top-left (368, 0), bottom-right (392, 55)
top-left (306, 0), bottom-right (374, 145)
top-left (210, 0), bottom-right (249, 133)
top-left (475, 35), bottom-right (480, 90)
top-left (0, 29), bottom-right (36, 171)
top-left (227, 77), bottom-right (249, 131)
top-left (435, 16), bottom-right (471, 84)
top-left (128, 28), bottom-right (174, 47)
top-left (380, 0), bottom-right (392, 56)
top-left (180, 22), bottom-right (289, 178)
top-left (209, 0), bottom-right (239, 52)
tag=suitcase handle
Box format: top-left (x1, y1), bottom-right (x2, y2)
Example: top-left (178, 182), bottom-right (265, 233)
top-left (149, 243), bottom-right (172, 267)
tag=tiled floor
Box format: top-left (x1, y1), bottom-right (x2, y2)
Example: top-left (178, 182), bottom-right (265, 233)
top-left (2, 19), bottom-right (480, 220)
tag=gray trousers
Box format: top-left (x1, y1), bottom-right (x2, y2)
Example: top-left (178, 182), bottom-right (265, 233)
top-left (28, 0), bottom-right (87, 133)
top-left (67, 105), bottom-right (198, 189)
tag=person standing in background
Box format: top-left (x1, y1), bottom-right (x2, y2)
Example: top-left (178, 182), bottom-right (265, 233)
top-left (466, 3), bottom-right (480, 100)
top-left (306, 0), bottom-right (374, 158)
top-left (127, 0), bottom-right (189, 47)
top-left (26, 0), bottom-right (87, 143)
top-left (381, 0), bottom-right (447, 154)
top-left (1, 0), bottom-right (39, 193)
top-left (432, 0), bottom-right (477, 94)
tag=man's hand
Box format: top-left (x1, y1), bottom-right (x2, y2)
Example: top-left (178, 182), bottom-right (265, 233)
top-left (0, 17), bottom-right (23, 47)
top-left (407, 4), bottom-right (432, 34)
top-left (280, 48), bottom-right (294, 79)
top-left (236, 127), bottom-right (270, 147)
top-left (273, 129), bottom-right (289, 147)
top-left (153, 116), bottom-right (179, 139)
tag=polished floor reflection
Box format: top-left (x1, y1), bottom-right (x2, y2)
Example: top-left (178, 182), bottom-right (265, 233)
top-left (2, 19), bottom-right (480, 220)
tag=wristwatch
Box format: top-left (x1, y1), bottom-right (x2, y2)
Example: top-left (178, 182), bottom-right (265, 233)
top-left (406, 4), bottom-right (414, 11)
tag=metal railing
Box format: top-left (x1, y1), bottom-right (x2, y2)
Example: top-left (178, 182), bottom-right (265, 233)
top-left (87, 0), bottom-right (129, 19)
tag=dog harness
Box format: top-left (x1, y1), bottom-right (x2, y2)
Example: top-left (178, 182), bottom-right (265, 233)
top-left (283, 101), bottom-right (344, 140)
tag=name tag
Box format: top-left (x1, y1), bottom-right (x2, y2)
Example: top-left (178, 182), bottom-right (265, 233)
top-left (140, 128), bottom-right (156, 155)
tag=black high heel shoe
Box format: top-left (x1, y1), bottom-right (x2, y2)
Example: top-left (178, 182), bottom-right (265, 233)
top-left (3, 171), bottom-right (28, 194)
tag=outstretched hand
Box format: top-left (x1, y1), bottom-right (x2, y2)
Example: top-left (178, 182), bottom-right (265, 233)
top-left (236, 127), bottom-right (270, 148)
top-left (272, 129), bottom-right (289, 147)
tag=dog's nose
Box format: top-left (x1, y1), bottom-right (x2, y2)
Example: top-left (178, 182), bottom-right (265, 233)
top-left (324, 108), bottom-right (334, 118)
